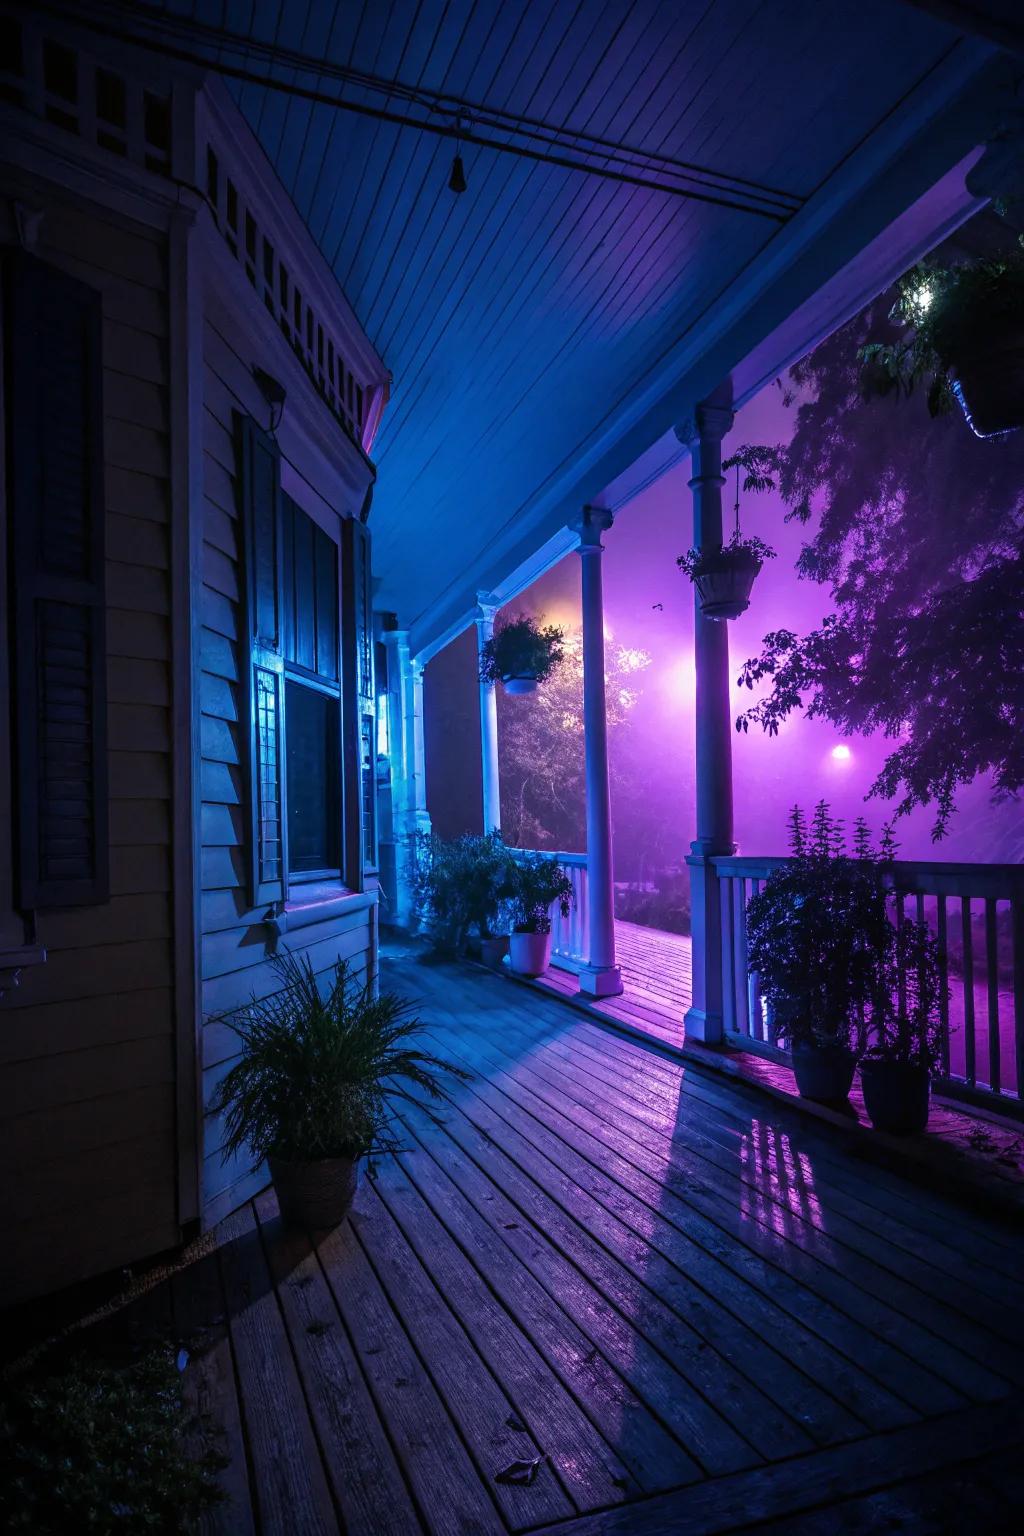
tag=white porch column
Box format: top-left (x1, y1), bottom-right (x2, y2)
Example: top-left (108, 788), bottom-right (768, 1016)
top-left (575, 506), bottom-right (622, 998)
top-left (382, 628), bottom-right (430, 928)
top-left (679, 399), bottom-right (736, 1043)
top-left (474, 592), bottom-right (502, 835)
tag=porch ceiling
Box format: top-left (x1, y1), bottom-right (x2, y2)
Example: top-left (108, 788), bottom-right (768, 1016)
top-left (136, 0), bottom-right (1001, 649)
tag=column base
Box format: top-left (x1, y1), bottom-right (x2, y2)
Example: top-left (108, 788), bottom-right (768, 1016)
top-left (684, 1005), bottom-right (724, 1045)
top-left (578, 964), bottom-right (623, 998)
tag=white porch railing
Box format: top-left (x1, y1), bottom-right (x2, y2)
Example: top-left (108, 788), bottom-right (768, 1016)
top-left (714, 857), bottom-right (1024, 1118)
top-left (509, 849), bottom-right (589, 974)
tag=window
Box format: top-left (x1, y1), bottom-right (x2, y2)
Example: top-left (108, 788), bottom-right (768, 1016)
top-left (237, 412), bottom-right (375, 906)
top-left (281, 494), bottom-right (341, 883)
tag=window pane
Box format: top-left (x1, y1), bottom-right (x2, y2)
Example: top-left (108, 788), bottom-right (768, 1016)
top-left (286, 681), bottom-right (340, 874)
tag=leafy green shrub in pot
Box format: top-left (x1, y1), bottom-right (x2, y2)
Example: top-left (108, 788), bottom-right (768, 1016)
top-left (212, 954), bottom-right (467, 1227)
top-left (860, 253), bottom-right (1024, 437)
top-left (479, 614), bottom-right (565, 694)
top-left (411, 831), bottom-right (514, 956)
top-left (860, 919), bottom-right (947, 1134)
top-left (503, 854), bottom-right (575, 976)
top-left (746, 804), bottom-right (894, 1103)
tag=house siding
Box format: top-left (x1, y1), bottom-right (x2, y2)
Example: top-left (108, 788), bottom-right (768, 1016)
top-left (197, 308), bottom-right (374, 1227)
top-left (0, 184), bottom-right (179, 1305)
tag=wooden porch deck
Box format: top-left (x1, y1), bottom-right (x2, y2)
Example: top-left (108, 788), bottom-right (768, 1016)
top-left (535, 919), bottom-right (692, 1050)
top-left (133, 942), bottom-right (1024, 1534)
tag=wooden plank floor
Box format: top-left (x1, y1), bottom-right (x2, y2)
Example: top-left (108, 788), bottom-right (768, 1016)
top-left (535, 919), bottom-right (692, 1050)
top-left (162, 944), bottom-right (1023, 1534)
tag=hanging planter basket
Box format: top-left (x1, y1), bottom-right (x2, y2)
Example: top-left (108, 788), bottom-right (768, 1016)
top-left (479, 615), bottom-right (565, 694)
top-left (501, 675), bottom-right (539, 695)
top-left (690, 546), bottom-right (763, 620)
top-left (677, 449), bottom-right (779, 622)
top-left (946, 319), bottom-right (1024, 438)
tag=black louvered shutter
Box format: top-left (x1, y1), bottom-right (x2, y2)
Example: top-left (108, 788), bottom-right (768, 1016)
top-left (6, 251), bottom-right (109, 908)
top-left (341, 517), bottom-right (376, 886)
top-left (236, 413), bottom-right (287, 907)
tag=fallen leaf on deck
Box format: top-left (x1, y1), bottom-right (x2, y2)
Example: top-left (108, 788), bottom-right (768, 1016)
top-left (496, 1456), bottom-right (544, 1486)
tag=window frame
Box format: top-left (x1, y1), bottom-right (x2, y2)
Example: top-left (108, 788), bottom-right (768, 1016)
top-left (280, 491), bottom-right (344, 889)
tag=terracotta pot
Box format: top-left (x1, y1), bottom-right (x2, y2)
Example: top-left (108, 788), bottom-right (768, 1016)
top-left (502, 676), bottom-right (539, 695)
top-left (692, 550), bottom-right (762, 620)
top-left (948, 325), bottom-right (1024, 438)
top-left (509, 929), bottom-right (552, 977)
top-left (480, 935), bottom-right (510, 969)
top-left (790, 1041), bottom-right (857, 1104)
top-left (860, 1058), bottom-right (931, 1135)
top-left (269, 1154), bottom-right (358, 1229)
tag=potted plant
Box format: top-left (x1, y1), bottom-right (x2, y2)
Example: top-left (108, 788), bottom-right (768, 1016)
top-left (503, 853), bottom-right (575, 977)
top-left (677, 445), bottom-right (778, 619)
top-left (457, 831), bottom-right (515, 966)
top-left (860, 918), bottom-right (947, 1134)
top-left (860, 253), bottom-right (1024, 437)
top-left (211, 953), bottom-right (467, 1228)
top-left (746, 805), bottom-right (893, 1103)
top-left (479, 614), bottom-right (565, 694)
top-left (411, 831), bottom-right (513, 961)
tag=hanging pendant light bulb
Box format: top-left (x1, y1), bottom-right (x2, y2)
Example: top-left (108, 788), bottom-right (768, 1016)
top-left (448, 152), bottom-right (467, 194)
top-left (448, 114), bottom-right (467, 194)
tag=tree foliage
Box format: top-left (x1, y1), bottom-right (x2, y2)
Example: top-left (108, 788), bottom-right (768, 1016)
top-left (498, 623), bottom-right (650, 849)
top-left (737, 279), bottom-right (1024, 839)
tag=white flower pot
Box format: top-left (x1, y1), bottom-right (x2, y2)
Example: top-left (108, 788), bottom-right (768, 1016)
top-left (509, 930), bottom-right (552, 977)
top-left (502, 676), bottom-right (538, 695)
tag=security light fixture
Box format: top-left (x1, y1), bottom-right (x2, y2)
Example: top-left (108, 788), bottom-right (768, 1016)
top-left (252, 365), bottom-right (286, 431)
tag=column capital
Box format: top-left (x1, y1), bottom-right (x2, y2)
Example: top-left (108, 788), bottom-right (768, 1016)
top-left (475, 590), bottom-right (501, 627)
top-left (675, 401), bottom-right (735, 449)
top-left (382, 625), bottom-right (410, 650)
top-left (573, 504), bottom-right (614, 551)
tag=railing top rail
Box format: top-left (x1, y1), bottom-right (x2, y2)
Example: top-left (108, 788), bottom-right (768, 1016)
top-left (713, 854), bottom-right (1024, 897)
top-left (509, 847), bottom-right (588, 868)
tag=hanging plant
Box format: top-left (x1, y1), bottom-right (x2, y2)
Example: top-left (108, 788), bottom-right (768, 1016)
top-left (859, 252), bottom-right (1024, 437)
top-left (479, 614), bottom-right (565, 694)
top-left (677, 444), bottom-right (778, 620)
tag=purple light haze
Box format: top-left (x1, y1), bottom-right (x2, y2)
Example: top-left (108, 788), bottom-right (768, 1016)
top-left (425, 382), bottom-right (1022, 865)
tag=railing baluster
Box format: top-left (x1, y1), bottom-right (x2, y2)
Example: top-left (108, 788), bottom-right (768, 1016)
top-left (985, 897), bottom-right (1000, 1095)
top-left (735, 878), bottom-right (750, 1038)
top-left (747, 878), bottom-right (762, 1041)
top-left (937, 893), bottom-right (950, 1079)
top-left (1013, 898), bottom-right (1024, 1102)
top-left (720, 876), bottom-right (736, 1035)
top-left (895, 890), bottom-right (907, 1017)
top-left (961, 896), bottom-right (976, 1089)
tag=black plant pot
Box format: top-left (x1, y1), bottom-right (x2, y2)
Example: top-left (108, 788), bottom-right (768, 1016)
top-left (947, 324), bottom-right (1024, 438)
top-left (790, 1041), bottom-right (857, 1104)
top-left (859, 1058), bottom-right (931, 1135)
top-left (692, 550), bottom-right (762, 620)
top-left (269, 1155), bottom-right (358, 1229)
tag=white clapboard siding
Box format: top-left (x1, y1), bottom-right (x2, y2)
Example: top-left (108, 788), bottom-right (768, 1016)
top-left (196, 308), bottom-right (374, 1225)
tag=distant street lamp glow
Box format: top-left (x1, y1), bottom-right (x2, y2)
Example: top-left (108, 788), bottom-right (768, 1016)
top-left (831, 744), bottom-right (852, 762)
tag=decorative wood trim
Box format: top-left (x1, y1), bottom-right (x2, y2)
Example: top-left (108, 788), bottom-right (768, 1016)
top-left (201, 219), bottom-right (376, 523)
top-left (168, 198), bottom-right (203, 1228)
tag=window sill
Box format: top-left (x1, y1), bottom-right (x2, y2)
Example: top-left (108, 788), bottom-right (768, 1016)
top-left (0, 944), bottom-right (47, 1001)
top-left (270, 885), bottom-right (376, 935)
